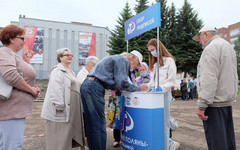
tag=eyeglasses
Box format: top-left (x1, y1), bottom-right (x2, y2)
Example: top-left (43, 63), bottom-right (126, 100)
top-left (15, 37), bottom-right (25, 41)
top-left (62, 54), bottom-right (73, 57)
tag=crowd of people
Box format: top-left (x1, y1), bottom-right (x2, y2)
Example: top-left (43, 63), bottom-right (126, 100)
top-left (0, 24), bottom-right (238, 150)
top-left (180, 78), bottom-right (197, 100)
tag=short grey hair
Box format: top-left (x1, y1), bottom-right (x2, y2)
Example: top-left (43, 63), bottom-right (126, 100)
top-left (56, 48), bottom-right (71, 63)
top-left (86, 56), bottom-right (99, 65)
top-left (120, 52), bottom-right (138, 60)
top-left (120, 52), bottom-right (129, 57)
top-left (208, 30), bottom-right (218, 36)
top-left (201, 30), bottom-right (218, 36)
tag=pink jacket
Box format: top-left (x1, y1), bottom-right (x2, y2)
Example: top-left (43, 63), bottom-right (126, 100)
top-left (0, 47), bottom-right (36, 121)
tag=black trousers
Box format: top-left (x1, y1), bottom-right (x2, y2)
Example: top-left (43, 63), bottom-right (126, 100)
top-left (113, 129), bottom-right (121, 142)
top-left (203, 106), bottom-right (236, 150)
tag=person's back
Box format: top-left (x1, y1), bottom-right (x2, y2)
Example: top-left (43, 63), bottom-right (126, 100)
top-left (188, 80), bottom-right (194, 89)
top-left (181, 81), bottom-right (187, 91)
top-left (88, 55), bottom-right (139, 91)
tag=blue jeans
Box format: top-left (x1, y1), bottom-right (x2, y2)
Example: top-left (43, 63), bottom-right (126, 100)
top-left (0, 118), bottom-right (25, 150)
top-left (80, 78), bottom-right (106, 150)
top-left (182, 91), bottom-right (187, 100)
top-left (188, 89), bottom-right (193, 100)
top-left (193, 87), bottom-right (197, 99)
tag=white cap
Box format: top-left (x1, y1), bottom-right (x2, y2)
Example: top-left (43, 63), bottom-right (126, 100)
top-left (192, 26), bottom-right (217, 41)
top-left (130, 50), bottom-right (143, 65)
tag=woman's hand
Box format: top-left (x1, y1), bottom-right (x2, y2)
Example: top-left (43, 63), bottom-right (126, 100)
top-left (31, 86), bottom-right (41, 99)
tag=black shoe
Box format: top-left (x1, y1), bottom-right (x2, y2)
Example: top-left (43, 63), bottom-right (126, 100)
top-left (113, 141), bottom-right (120, 148)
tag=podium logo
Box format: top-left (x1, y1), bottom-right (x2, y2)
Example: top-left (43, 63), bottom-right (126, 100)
top-left (125, 111), bottom-right (134, 132)
top-left (127, 22), bottom-right (135, 35)
top-left (133, 97), bottom-right (139, 106)
top-left (126, 97), bottom-right (131, 106)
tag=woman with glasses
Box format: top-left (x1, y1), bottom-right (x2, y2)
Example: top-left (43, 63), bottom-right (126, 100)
top-left (0, 24), bottom-right (41, 150)
top-left (41, 48), bottom-right (85, 150)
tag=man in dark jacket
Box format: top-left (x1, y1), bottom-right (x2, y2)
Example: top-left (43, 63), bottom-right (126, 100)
top-left (180, 79), bottom-right (188, 100)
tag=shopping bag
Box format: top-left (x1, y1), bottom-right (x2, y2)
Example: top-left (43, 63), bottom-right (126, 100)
top-left (115, 96), bottom-right (125, 130)
top-left (106, 96), bottom-right (117, 128)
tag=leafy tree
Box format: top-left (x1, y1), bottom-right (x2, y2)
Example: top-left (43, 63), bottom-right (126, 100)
top-left (234, 34), bottom-right (240, 80)
top-left (107, 2), bottom-right (133, 55)
top-left (175, 0), bottom-right (203, 77)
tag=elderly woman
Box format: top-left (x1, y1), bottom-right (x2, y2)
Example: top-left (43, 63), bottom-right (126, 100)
top-left (77, 56), bottom-right (99, 84)
top-left (0, 24), bottom-right (40, 150)
top-left (135, 62), bottom-right (150, 86)
top-left (41, 48), bottom-right (85, 150)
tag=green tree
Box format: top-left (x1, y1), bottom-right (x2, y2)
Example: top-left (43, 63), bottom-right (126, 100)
top-left (154, 0), bottom-right (170, 46)
top-left (107, 2), bottom-right (133, 55)
top-left (134, 0), bottom-right (149, 12)
top-left (165, 3), bottom-right (177, 54)
top-left (131, 0), bottom-right (153, 63)
top-left (234, 34), bottom-right (240, 80)
top-left (175, 0), bottom-right (203, 77)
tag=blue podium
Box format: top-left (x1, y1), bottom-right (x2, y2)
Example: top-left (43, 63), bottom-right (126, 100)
top-left (121, 91), bottom-right (165, 150)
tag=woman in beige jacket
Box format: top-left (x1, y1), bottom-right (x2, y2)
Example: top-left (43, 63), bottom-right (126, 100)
top-left (41, 48), bottom-right (85, 150)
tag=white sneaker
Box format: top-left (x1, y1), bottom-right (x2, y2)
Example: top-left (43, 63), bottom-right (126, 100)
top-left (169, 116), bottom-right (178, 131)
top-left (169, 141), bottom-right (180, 150)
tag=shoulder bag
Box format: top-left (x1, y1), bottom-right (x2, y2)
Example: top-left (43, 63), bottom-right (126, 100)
top-left (0, 75), bottom-right (13, 100)
top-left (0, 52), bottom-right (17, 100)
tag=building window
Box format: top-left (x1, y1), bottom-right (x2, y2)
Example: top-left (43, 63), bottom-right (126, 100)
top-left (224, 34), bottom-right (227, 38)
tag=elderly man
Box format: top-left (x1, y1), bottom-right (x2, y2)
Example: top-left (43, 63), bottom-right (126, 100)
top-left (193, 26), bottom-right (238, 150)
top-left (80, 50), bottom-right (148, 150)
top-left (77, 56), bottom-right (99, 84)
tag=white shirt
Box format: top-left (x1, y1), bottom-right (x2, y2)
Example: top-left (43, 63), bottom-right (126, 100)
top-left (148, 57), bottom-right (176, 92)
top-left (77, 66), bottom-right (89, 84)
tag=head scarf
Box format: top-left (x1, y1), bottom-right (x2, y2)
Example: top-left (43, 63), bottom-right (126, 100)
top-left (136, 62), bottom-right (150, 86)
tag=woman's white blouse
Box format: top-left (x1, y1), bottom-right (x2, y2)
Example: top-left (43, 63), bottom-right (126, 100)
top-left (147, 57), bottom-right (176, 92)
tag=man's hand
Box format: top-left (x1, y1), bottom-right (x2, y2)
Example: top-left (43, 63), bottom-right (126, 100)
top-left (139, 84), bottom-right (148, 91)
top-left (197, 109), bottom-right (208, 120)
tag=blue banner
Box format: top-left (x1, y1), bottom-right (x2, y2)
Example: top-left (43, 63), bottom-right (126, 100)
top-left (124, 2), bottom-right (161, 41)
top-left (122, 108), bottom-right (164, 150)
top-left (121, 92), bottom-right (165, 150)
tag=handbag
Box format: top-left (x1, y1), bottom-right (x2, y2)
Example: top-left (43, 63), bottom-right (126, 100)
top-left (106, 95), bottom-right (125, 130)
top-left (0, 50), bottom-right (16, 100)
top-left (106, 96), bottom-right (117, 128)
top-left (0, 74), bottom-right (13, 100)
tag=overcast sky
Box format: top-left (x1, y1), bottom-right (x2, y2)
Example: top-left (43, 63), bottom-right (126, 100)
top-left (0, 0), bottom-right (239, 30)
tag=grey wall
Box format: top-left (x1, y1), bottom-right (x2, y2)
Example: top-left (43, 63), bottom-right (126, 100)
top-left (13, 17), bottom-right (111, 80)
